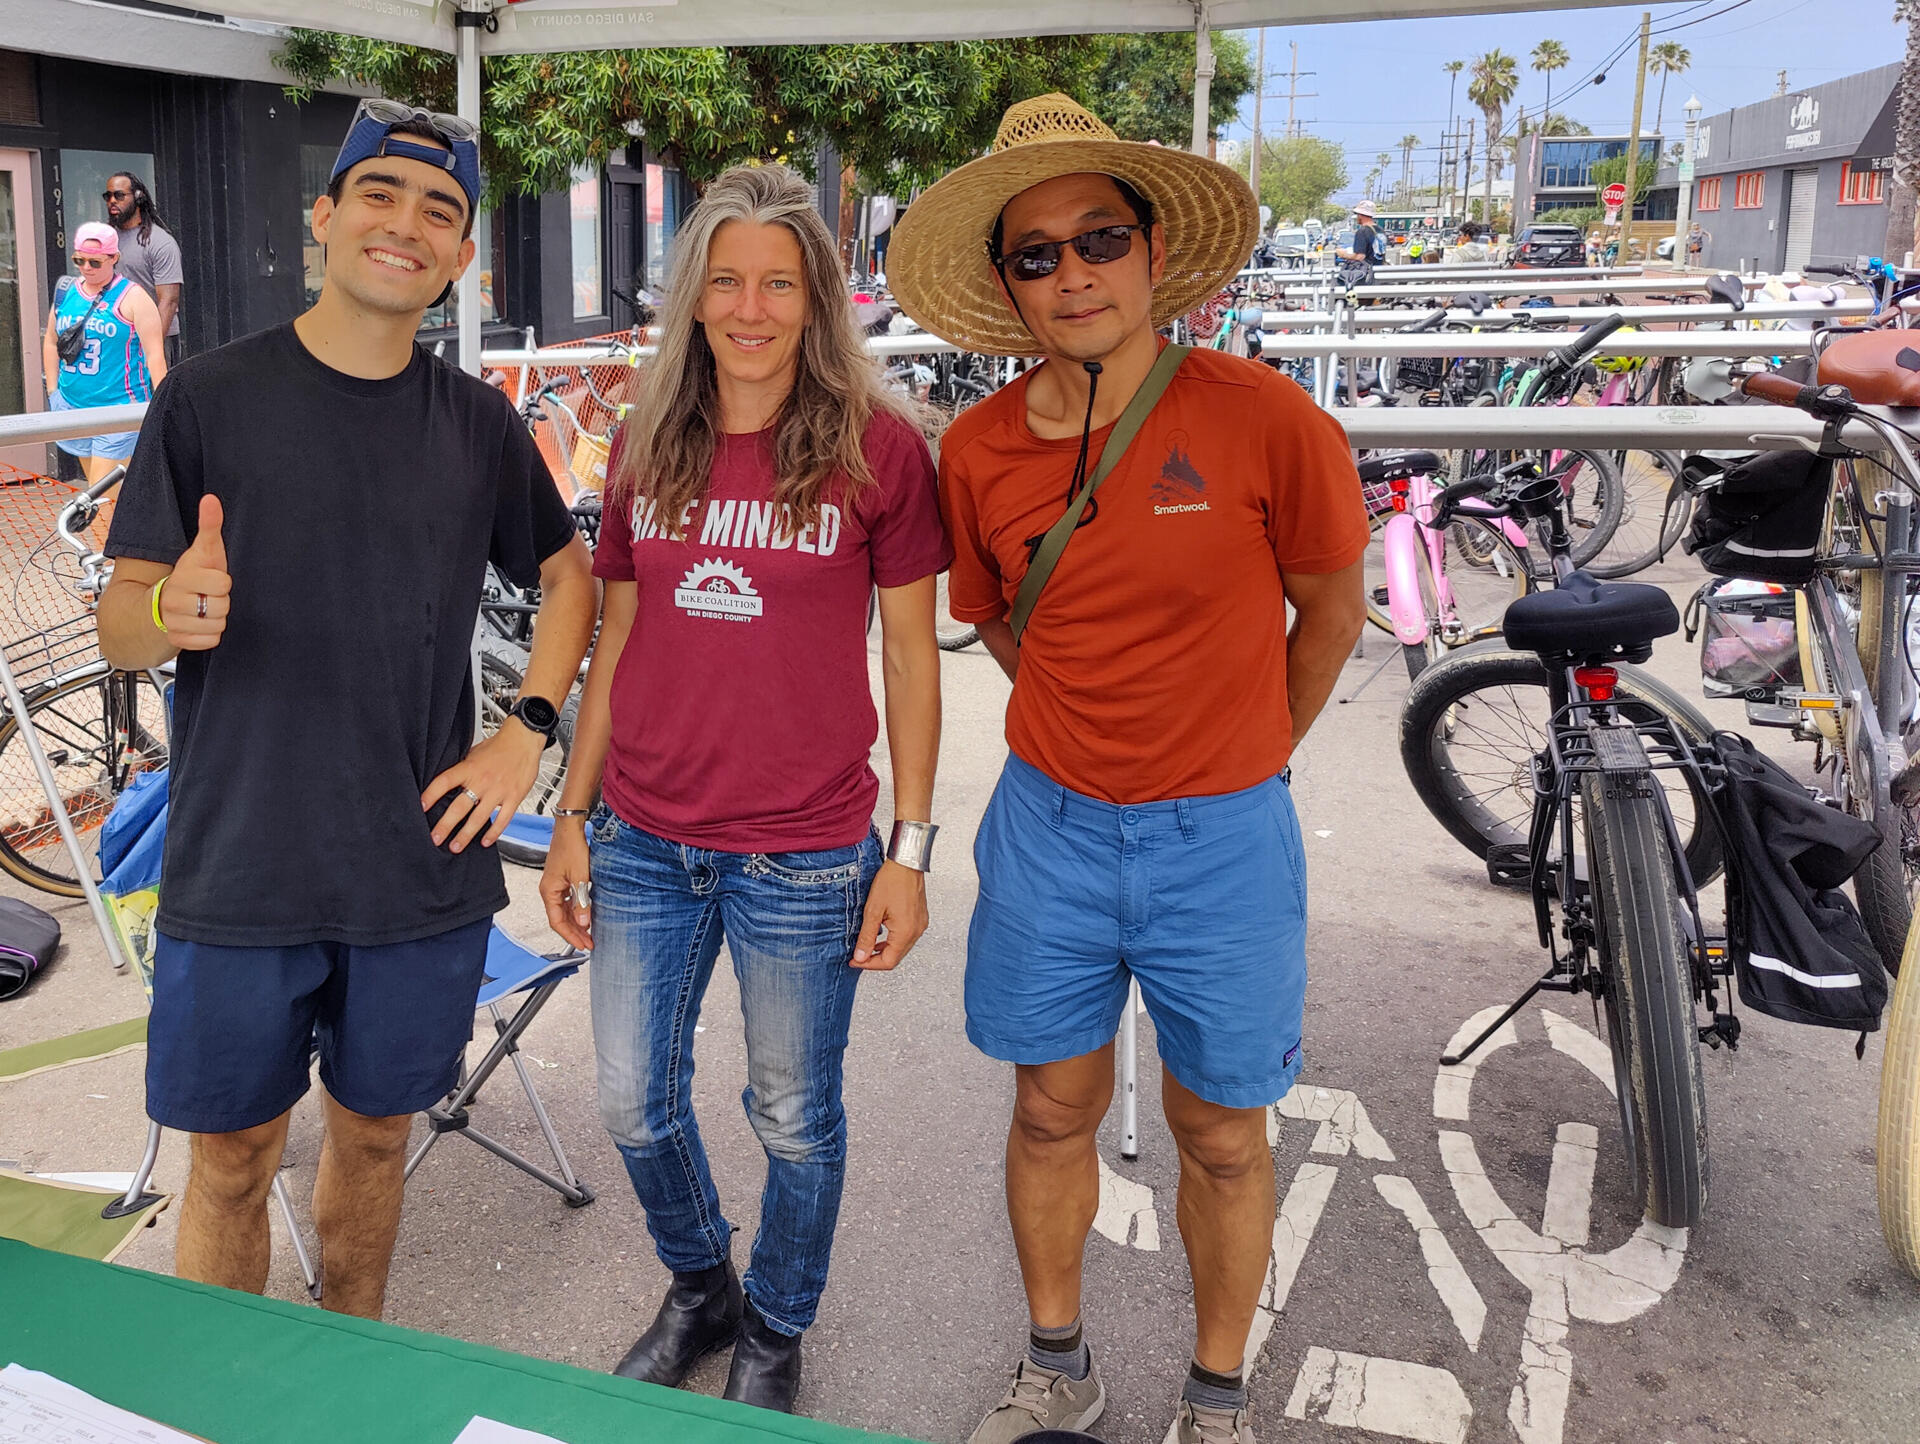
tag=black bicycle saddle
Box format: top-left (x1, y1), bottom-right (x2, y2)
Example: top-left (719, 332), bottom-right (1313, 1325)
top-left (1502, 570), bottom-right (1679, 657)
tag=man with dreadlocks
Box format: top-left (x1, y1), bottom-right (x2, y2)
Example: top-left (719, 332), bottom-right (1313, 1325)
top-left (106, 171), bottom-right (184, 362)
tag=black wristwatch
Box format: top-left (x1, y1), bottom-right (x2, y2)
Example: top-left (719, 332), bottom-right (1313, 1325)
top-left (507, 694), bottom-right (560, 743)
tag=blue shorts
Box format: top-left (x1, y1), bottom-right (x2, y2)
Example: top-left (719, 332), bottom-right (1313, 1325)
top-left (965, 755), bottom-right (1309, 1109)
top-left (146, 919), bottom-right (492, 1134)
top-left (49, 390), bottom-right (140, 459)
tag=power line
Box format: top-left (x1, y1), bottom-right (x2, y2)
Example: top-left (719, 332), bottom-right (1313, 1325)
top-left (1653, 0), bottom-right (1759, 33)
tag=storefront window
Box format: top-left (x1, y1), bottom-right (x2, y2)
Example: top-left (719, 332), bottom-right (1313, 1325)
top-left (1734, 172), bottom-right (1765, 209)
top-left (57, 149), bottom-right (153, 261)
top-left (1696, 177), bottom-right (1721, 212)
top-left (300, 143), bottom-right (334, 309)
top-left (571, 165), bottom-right (603, 319)
top-left (645, 162), bottom-right (667, 291)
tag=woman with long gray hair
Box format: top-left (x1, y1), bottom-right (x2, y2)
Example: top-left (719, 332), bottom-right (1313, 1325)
top-left (540, 163), bottom-right (949, 1414)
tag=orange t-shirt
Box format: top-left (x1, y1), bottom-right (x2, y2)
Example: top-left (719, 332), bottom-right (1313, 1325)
top-left (940, 347), bottom-right (1367, 804)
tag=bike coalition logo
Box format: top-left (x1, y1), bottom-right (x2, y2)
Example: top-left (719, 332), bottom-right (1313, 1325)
top-left (1152, 431), bottom-right (1211, 516)
top-left (675, 559), bottom-right (763, 623)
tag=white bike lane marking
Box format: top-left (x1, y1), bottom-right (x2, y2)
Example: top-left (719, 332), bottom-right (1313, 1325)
top-left (1094, 1003), bottom-right (1695, 1443)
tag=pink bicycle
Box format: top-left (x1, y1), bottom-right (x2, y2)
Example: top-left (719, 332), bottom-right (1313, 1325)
top-left (1360, 450), bottom-right (1535, 681)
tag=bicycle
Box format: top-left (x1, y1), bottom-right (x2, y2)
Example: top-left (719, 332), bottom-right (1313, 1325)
top-left (0, 470), bottom-right (170, 896)
top-left (1715, 336), bottom-right (1920, 1274)
top-left (1409, 456), bottom-right (1728, 1229)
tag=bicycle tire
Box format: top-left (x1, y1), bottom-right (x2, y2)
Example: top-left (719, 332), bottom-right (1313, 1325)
top-left (1878, 914), bottom-right (1920, 1278)
top-left (1584, 766), bottom-right (1709, 1229)
top-left (1586, 451), bottom-right (1691, 579)
top-left (1363, 511), bottom-right (1532, 647)
top-left (1399, 648), bottom-right (1725, 886)
top-left (0, 667), bottom-right (169, 897)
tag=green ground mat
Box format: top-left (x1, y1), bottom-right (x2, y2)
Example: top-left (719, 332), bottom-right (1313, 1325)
top-left (0, 1237), bottom-right (915, 1444)
top-left (0, 1016), bottom-right (146, 1081)
top-left (0, 1171), bottom-right (167, 1260)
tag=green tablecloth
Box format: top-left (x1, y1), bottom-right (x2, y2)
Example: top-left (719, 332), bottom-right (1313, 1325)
top-left (0, 1238), bottom-right (914, 1444)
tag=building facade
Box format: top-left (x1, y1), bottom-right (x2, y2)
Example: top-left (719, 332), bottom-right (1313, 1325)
top-left (1515, 135), bottom-right (1675, 223)
top-left (1679, 63), bottom-right (1896, 274)
top-left (1, 0), bottom-right (701, 469)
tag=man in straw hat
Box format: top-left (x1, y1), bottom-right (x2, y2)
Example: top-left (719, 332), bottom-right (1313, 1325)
top-left (888, 95), bottom-right (1367, 1444)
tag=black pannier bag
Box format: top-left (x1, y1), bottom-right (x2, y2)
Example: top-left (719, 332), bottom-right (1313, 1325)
top-left (1682, 450), bottom-right (1831, 585)
top-left (1709, 731), bottom-right (1887, 1031)
top-left (0, 896), bottom-right (61, 1000)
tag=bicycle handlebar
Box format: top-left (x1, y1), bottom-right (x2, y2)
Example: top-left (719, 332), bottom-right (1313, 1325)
top-left (1738, 371), bottom-right (1857, 418)
top-left (82, 466), bottom-right (125, 502)
top-left (1548, 312), bottom-right (1626, 372)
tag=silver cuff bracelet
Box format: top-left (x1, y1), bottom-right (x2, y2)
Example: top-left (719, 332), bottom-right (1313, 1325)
top-left (887, 820), bottom-right (939, 873)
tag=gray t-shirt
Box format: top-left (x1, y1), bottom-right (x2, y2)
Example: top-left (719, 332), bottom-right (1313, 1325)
top-left (114, 224), bottom-right (183, 335)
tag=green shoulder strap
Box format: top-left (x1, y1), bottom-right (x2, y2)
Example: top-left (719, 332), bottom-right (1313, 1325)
top-left (1009, 343), bottom-right (1189, 646)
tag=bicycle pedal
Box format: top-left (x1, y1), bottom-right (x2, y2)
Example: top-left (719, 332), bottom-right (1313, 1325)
top-left (1485, 842), bottom-right (1532, 889)
top-left (1743, 698), bottom-right (1804, 729)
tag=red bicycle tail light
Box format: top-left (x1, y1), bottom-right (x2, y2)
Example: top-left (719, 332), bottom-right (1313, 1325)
top-left (1390, 476), bottom-right (1410, 512)
top-left (1574, 665), bottom-right (1618, 701)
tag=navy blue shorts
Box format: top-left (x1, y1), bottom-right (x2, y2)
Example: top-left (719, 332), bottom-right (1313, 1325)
top-left (965, 755), bottom-right (1309, 1109)
top-left (146, 919), bottom-right (492, 1134)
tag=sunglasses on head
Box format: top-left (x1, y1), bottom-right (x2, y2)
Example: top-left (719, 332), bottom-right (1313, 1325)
top-left (357, 97), bottom-right (480, 145)
top-left (73, 255), bottom-right (110, 269)
top-left (993, 224), bottom-right (1147, 284)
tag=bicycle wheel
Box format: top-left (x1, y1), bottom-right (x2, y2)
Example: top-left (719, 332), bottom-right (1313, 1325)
top-left (0, 667), bottom-right (169, 896)
top-left (1584, 767), bottom-right (1709, 1229)
top-left (1586, 451), bottom-right (1691, 578)
top-left (476, 648), bottom-right (575, 820)
top-left (934, 574), bottom-right (980, 652)
top-left (1399, 648), bottom-right (1725, 886)
top-left (1878, 914), bottom-right (1920, 1278)
top-left (1363, 512), bottom-right (1531, 654)
top-left (1544, 448), bottom-right (1626, 570)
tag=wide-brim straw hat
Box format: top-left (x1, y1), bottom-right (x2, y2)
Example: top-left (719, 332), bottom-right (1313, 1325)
top-left (887, 93), bottom-right (1260, 357)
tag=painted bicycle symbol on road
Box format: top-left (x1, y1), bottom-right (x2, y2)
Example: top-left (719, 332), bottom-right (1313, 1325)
top-left (1096, 1004), bottom-right (1690, 1444)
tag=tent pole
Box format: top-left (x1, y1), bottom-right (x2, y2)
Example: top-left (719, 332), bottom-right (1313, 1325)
top-left (1190, 4), bottom-right (1214, 156)
top-left (455, 1), bottom-right (487, 376)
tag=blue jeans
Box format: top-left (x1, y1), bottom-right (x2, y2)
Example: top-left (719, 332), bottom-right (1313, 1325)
top-left (588, 808), bottom-right (883, 1336)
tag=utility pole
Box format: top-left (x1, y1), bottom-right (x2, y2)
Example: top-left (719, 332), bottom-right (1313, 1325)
top-left (1190, 4), bottom-right (1214, 156)
top-left (1774, 69), bottom-right (1789, 96)
top-left (1250, 28), bottom-right (1265, 196)
top-left (1282, 41), bottom-right (1317, 140)
top-left (1621, 10), bottom-right (1651, 251)
top-left (1460, 117), bottom-right (1475, 222)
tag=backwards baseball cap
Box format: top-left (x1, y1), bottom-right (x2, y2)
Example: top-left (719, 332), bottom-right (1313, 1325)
top-left (330, 99), bottom-right (482, 217)
top-left (73, 222), bottom-right (119, 256)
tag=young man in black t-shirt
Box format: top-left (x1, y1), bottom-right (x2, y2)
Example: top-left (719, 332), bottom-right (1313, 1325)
top-left (97, 104), bottom-right (597, 1319)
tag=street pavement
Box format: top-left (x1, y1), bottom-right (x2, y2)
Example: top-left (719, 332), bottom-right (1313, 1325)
top-left (3, 553), bottom-right (1918, 1444)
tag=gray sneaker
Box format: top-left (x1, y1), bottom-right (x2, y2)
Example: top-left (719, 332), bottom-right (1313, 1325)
top-left (1164, 1398), bottom-right (1254, 1444)
top-left (968, 1355), bottom-right (1105, 1444)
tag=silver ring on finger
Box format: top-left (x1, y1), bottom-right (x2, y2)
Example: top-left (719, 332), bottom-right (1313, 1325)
top-left (463, 787), bottom-right (480, 801)
top-left (196, 593), bottom-right (207, 619)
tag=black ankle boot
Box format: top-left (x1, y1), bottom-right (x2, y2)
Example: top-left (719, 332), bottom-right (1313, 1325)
top-left (613, 1258), bottom-right (744, 1387)
top-left (722, 1303), bottom-right (802, 1413)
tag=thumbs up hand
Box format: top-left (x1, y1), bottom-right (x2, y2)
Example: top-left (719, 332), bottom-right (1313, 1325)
top-left (161, 494), bottom-right (231, 651)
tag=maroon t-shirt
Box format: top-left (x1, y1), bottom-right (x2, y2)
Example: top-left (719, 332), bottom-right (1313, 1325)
top-left (593, 411), bottom-right (951, 852)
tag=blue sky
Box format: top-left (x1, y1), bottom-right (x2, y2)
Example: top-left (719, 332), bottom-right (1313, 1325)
top-left (1217, 0), bottom-right (1903, 205)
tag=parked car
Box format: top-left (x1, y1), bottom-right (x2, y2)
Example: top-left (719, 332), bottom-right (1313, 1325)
top-left (1269, 227), bottom-right (1313, 266)
top-left (1656, 235), bottom-right (1677, 261)
top-left (1510, 224), bottom-right (1585, 268)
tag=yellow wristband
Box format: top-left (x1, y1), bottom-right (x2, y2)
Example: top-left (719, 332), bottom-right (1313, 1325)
top-left (149, 576), bottom-right (168, 634)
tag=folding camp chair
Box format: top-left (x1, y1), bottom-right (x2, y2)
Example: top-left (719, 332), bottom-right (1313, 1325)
top-left (405, 927), bottom-right (595, 1208)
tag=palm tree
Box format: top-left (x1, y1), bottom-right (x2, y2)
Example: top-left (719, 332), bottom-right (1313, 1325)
top-left (1531, 40), bottom-right (1570, 125)
top-left (1365, 166), bottom-right (1383, 202)
top-left (1648, 42), bottom-right (1692, 137)
top-left (1898, 2), bottom-right (1919, 259)
top-left (1444, 60), bottom-right (1466, 217)
top-left (1470, 49), bottom-right (1520, 223)
top-left (1398, 133), bottom-right (1421, 201)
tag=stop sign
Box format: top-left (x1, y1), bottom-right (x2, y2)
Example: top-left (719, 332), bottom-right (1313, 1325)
top-left (1602, 182), bottom-right (1628, 208)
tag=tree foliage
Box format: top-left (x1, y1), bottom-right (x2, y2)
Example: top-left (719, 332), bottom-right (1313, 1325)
top-left (1250, 134), bottom-right (1349, 223)
top-left (1079, 31), bottom-right (1254, 148)
top-left (275, 30), bottom-right (1255, 202)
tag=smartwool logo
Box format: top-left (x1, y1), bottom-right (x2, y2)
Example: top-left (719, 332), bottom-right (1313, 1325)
top-left (1152, 431), bottom-right (1212, 515)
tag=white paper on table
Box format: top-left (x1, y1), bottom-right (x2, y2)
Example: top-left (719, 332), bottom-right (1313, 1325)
top-left (0, 1363), bottom-right (205, 1443)
top-left (450, 1419), bottom-right (571, 1444)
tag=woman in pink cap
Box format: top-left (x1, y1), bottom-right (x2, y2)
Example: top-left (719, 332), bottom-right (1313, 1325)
top-left (42, 221), bottom-right (167, 485)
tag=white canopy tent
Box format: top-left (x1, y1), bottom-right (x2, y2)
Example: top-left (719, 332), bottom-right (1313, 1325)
top-left (209, 0), bottom-right (1641, 370)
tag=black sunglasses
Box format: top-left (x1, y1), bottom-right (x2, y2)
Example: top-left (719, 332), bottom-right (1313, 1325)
top-left (103, 189), bottom-right (131, 201)
top-left (993, 224), bottom-right (1146, 283)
